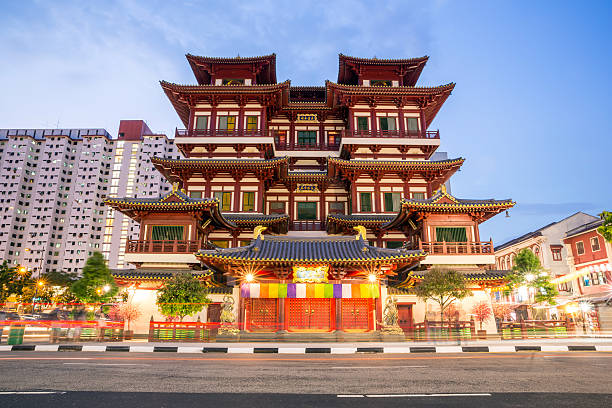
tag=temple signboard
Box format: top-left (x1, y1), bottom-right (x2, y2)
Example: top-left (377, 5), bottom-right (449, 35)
top-left (293, 265), bottom-right (329, 283)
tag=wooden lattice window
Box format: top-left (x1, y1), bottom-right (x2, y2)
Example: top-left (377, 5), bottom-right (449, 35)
top-left (195, 116), bottom-right (208, 130)
top-left (297, 202), bottom-right (317, 220)
top-left (214, 191), bottom-right (232, 211)
top-left (218, 116), bottom-right (236, 131)
top-left (269, 202), bottom-right (285, 214)
top-left (357, 117), bottom-right (369, 131)
top-left (297, 131), bottom-right (316, 145)
top-left (242, 192), bottom-right (255, 211)
top-left (435, 227), bottom-right (468, 242)
top-left (246, 116), bottom-right (258, 131)
top-left (151, 225), bottom-right (184, 241)
top-left (379, 117), bottom-right (396, 131)
top-left (383, 192), bottom-right (401, 212)
top-left (360, 193), bottom-right (372, 212)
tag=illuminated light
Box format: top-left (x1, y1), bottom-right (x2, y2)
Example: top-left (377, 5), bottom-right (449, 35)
top-left (18, 266), bottom-right (28, 275)
top-left (103, 284), bottom-right (111, 293)
top-left (36, 280), bottom-right (45, 287)
top-left (565, 304), bottom-right (579, 314)
top-left (525, 273), bottom-right (535, 282)
top-left (579, 301), bottom-right (592, 313)
top-left (368, 274), bottom-right (377, 283)
top-left (245, 273), bottom-right (255, 283)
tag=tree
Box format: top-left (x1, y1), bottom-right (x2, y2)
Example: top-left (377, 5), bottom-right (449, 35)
top-left (598, 211), bottom-right (612, 243)
top-left (0, 262), bottom-right (32, 302)
top-left (492, 302), bottom-right (515, 321)
top-left (156, 273), bottom-right (211, 321)
top-left (70, 252), bottom-right (118, 303)
top-left (110, 303), bottom-right (142, 331)
top-left (414, 268), bottom-right (472, 323)
top-left (471, 301), bottom-right (493, 330)
top-left (506, 249), bottom-right (558, 305)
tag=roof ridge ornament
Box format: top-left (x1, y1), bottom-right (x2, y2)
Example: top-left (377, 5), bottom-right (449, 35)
top-left (353, 225), bottom-right (367, 241)
top-left (254, 225), bottom-right (267, 240)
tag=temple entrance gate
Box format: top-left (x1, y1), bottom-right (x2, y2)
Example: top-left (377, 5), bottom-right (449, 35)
top-left (340, 298), bottom-right (374, 332)
top-left (286, 299), bottom-right (334, 332)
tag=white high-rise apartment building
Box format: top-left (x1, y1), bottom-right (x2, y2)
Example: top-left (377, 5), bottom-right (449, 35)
top-left (0, 128), bottom-right (114, 276)
top-left (102, 120), bottom-right (180, 269)
top-left (0, 120), bottom-right (180, 276)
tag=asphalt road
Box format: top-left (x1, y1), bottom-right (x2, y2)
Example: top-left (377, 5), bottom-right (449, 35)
top-left (1, 351), bottom-right (611, 407)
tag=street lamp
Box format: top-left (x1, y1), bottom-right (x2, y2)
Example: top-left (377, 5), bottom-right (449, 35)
top-left (32, 279), bottom-right (46, 314)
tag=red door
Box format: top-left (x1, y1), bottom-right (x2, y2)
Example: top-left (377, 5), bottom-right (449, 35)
top-left (398, 304), bottom-right (413, 333)
top-left (341, 299), bottom-right (374, 332)
top-left (246, 299), bottom-right (278, 332)
top-left (286, 299), bottom-right (334, 332)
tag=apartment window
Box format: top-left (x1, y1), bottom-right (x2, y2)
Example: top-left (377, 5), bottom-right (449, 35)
top-left (576, 241), bottom-right (585, 255)
top-left (378, 117), bottom-right (396, 131)
top-left (360, 193), bottom-right (372, 212)
top-left (150, 225), bottom-right (184, 241)
top-left (383, 192), bottom-right (401, 212)
top-left (411, 192), bottom-right (425, 200)
top-left (435, 227), bottom-right (468, 242)
top-left (406, 117), bottom-right (419, 132)
top-left (297, 202), bottom-right (317, 220)
top-left (357, 117), bottom-right (369, 131)
top-left (218, 116), bottom-right (236, 131)
top-left (242, 192), bottom-right (255, 211)
top-left (269, 202), bottom-right (285, 214)
top-left (297, 131), bottom-right (316, 146)
top-left (189, 191), bottom-right (202, 199)
top-left (214, 191), bottom-right (232, 211)
top-left (551, 246), bottom-right (562, 261)
top-left (591, 237), bottom-right (600, 252)
top-left (328, 202), bottom-right (345, 215)
top-left (195, 116), bottom-right (208, 130)
top-left (246, 116), bottom-right (258, 131)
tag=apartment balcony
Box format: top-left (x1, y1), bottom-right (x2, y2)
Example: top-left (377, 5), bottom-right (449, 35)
top-left (417, 240), bottom-right (496, 265)
top-left (124, 240), bottom-right (200, 265)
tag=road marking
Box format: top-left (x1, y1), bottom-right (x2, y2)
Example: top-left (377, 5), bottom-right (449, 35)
top-left (63, 363), bottom-right (151, 366)
top-left (331, 365), bottom-right (427, 369)
top-left (543, 355), bottom-right (612, 358)
top-left (0, 391), bottom-right (66, 395)
top-left (339, 393), bottom-right (491, 398)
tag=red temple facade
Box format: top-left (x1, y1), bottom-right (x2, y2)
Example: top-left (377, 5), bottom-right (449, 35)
top-left (105, 53), bottom-right (515, 337)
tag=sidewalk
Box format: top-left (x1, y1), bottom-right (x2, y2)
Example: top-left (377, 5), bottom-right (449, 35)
top-left (2, 337), bottom-right (612, 354)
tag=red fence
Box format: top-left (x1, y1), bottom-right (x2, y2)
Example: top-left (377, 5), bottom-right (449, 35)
top-left (500, 320), bottom-right (569, 339)
top-left (0, 320), bottom-right (124, 343)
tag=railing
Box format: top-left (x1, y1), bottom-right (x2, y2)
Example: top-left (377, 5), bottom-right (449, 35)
top-left (413, 320), bottom-right (475, 341)
top-left (274, 139), bottom-right (341, 151)
top-left (500, 320), bottom-right (569, 339)
top-left (126, 240), bottom-right (201, 254)
top-left (343, 129), bottom-right (440, 139)
top-left (149, 321), bottom-right (219, 342)
top-left (1, 320), bottom-right (124, 344)
top-left (176, 128), bottom-right (268, 138)
top-left (290, 221), bottom-right (325, 231)
top-left (418, 240), bottom-right (494, 255)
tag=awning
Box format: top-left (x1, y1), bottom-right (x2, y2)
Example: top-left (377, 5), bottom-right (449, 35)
top-left (240, 283), bottom-right (379, 299)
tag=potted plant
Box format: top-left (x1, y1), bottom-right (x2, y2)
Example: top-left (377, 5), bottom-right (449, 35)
top-left (471, 301), bottom-right (493, 339)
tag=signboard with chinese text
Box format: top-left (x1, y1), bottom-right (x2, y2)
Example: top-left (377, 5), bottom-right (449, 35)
top-left (293, 265), bottom-right (329, 283)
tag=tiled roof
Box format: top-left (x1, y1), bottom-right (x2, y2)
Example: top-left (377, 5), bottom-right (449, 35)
top-left (197, 235), bottom-right (425, 265)
top-left (328, 157), bottom-right (464, 171)
top-left (326, 214), bottom-right (395, 234)
top-left (150, 156), bottom-right (288, 169)
top-left (111, 269), bottom-right (212, 281)
top-left (327, 81), bottom-right (455, 95)
top-left (105, 190), bottom-right (218, 211)
top-left (411, 270), bottom-right (510, 282)
top-left (565, 219), bottom-right (604, 238)
top-left (339, 54), bottom-right (429, 65)
top-left (186, 53), bottom-right (276, 64)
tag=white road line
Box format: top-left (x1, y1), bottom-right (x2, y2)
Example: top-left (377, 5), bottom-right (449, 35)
top-left (81, 345), bottom-right (107, 352)
top-left (488, 346), bottom-right (516, 353)
top-left (596, 346), bottom-right (612, 352)
top-left (330, 348), bottom-right (357, 354)
top-left (227, 348), bottom-right (254, 354)
top-left (543, 355), bottom-right (612, 358)
top-left (34, 345), bottom-right (59, 352)
top-left (129, 346), bottom-right (154, 353)
top-left (337, 395), bottom-right (365, 398)
top-left (0, 391), bottom-right (66, 395)
top-left (63, 363), bottom-right (151, 366)
top-left (177, 347), bottom-right (203, 354)
top-left (365, 393), bottom-right (492, 398)
top-left (435, 346), bottom-right (463, 353)
top-left (331, 366), bottom-right (428, 369)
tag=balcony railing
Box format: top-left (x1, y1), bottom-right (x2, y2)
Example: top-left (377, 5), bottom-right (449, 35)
top-left (418, 240), bottom-right (494, 255)
top-left (175, 128), bottom-right (268, 138)
top-left (126, 240), bottom-right (201, 253)
top-left (290, 221), bottom-right (325, 231)
top-left (274, 139), bottom-right (341, 151)
top-left (342, 129), bottom-right (440, 139)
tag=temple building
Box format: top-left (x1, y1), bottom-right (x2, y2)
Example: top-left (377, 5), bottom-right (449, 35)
top-left (105, 53), bottom-right (515, 336)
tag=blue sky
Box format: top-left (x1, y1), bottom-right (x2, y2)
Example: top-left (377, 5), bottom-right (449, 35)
top-left (1, 0), bottom-right (610, 244)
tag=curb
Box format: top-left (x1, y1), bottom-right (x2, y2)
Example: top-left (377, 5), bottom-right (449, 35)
top-left (0, 344), bottom-right (611, 353)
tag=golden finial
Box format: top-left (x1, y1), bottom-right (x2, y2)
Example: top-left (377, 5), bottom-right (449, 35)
top-left (353, 225), bottom-right (367, 241)
top-left (253, 225), bottom-right (267, 240)
top-left (439, 184), bottom-right (447, 194)
top-left (171, 181), bottom-right (180, 193)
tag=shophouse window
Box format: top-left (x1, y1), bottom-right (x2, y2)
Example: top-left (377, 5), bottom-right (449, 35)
top-left (357, 117), bottom-right (369, 131)
top-left (551, 246), bottom-right (562, 261)
top-left (576, 241), bottom-right (585, 255)
top-left (383, 192), bottom-right (401, 212)
top-left (189, 191), bottom-right (202, 199)
top-left (214, 191), bottom-right (232, 211)
top-left (360, 193), bottom-right (372, 212)
top-left (222, 79), bottom-right (244, 85)
top-left (411, 192), bottom-right (425, 200)
top-left (379, 117), bottom-right (396, 131)
top-left (195, 116), bottom-right (208, 130)
top-left (297, 202), bottom-right (317, 220)
top-left (558, 282), bottom-right (570, 292)
top-left (591, 237), bottom-right (600, 251)
top-left (151, 225), bottom-right (184, 241)
top-left (386, 241), bottom-right (404, 249)
top-left (406, 117), bottom-right (419, 132)
top-left (435, 227), bottom-right (468, 242)
top-left (328, 202), bottom-right (345, 215)
top-left (246, 116), bottom-right (258, 131)
top-left (297, 131), bottom-right (317, 145)
top-left (242, 192), bottom-right (255, 211)
top-left (269, 202), bottom-right (285, 214)
top-left (591, 272), bottom-right (600, 285)
top-left (218, 116), bottom-right (236, 131)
